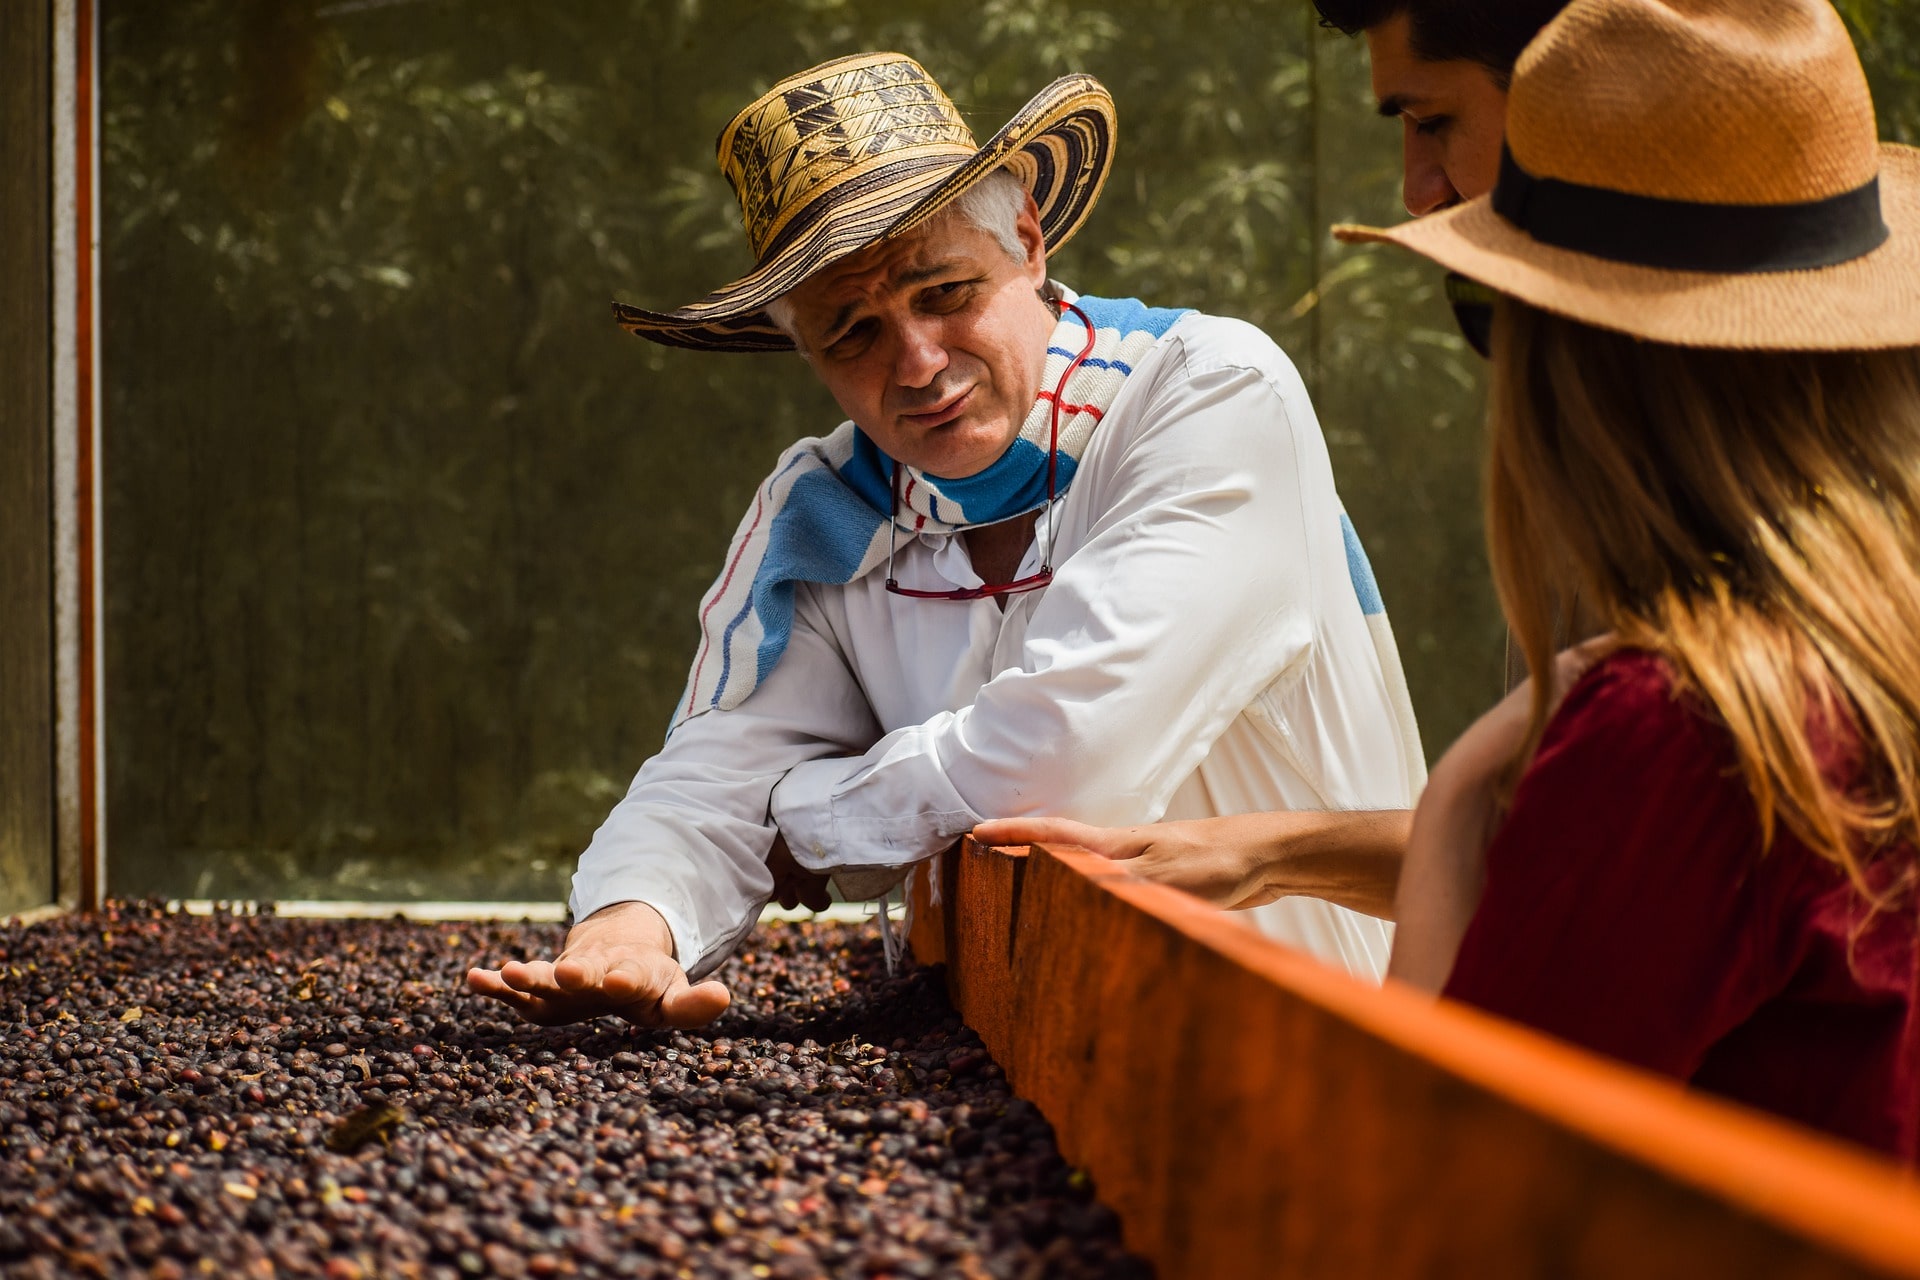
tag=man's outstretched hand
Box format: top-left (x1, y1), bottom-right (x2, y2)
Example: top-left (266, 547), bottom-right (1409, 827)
top-left (466, 900), bottom-right (730, 1029)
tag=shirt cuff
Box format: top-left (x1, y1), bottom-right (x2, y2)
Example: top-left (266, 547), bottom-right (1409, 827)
top-left (771, 750), bottom-right (981, 873)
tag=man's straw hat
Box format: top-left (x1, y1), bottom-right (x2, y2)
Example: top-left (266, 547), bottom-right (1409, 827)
top-left (613, 53), bottom-right (1116, 353)
top-left (1336, 0), bottom-right (1920, 350)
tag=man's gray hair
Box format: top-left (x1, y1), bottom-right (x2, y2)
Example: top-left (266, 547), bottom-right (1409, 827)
top-left (764, 169), bottom-right (1030, 350)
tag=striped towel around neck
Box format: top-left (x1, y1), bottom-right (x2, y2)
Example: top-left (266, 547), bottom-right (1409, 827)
top-left (670, 295), bottom-right (1189, 732)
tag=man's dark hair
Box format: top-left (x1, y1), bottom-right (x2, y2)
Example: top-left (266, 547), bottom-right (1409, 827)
top-left (1312, 0), bottom-right (1571, 85)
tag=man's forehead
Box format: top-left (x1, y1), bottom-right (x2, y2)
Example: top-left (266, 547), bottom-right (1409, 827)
top-left (1366, 12), bottom-right (1492, 113)
top-left (794, 224), bottom-right (983, 309)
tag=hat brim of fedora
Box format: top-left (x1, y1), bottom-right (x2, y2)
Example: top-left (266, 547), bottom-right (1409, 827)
top-left (612, 73), bottom-right (1117, 353)
top-left (1334, 143), bottom-right (1920, 352)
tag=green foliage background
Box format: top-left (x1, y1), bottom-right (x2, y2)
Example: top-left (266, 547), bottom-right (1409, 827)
top-left (101, 0), bottom-right (1920, 900)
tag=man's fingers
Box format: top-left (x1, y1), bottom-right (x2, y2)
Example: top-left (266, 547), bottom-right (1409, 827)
top-left (466, 967), bottom-right (510, 997)
top-left (488, 986), bottom-right (547, 1018)
top-left (595, 957), bottom-right (658, 1001)
top-left (554, 953), bottom-right (665, 1005)
top-left (653, 976), bottom-right (732, 1030)
top-left (499, 959), bottom-right (562, 995)
top-left (472, 966), bottom-right (561, 1013)
top-left (551, 953), bottom-right (609, 994)
top-left (467, 969), bottom-right (554, 1020)
top-left (471, 899), bottom-right (725, 1030)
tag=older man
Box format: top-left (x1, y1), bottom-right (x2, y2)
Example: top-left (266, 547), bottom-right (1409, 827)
top-left (468, 54), bottom-right (1422, 1028)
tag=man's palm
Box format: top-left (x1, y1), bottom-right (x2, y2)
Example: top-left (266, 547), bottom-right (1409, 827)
top-left (466, 901), bottom-right (730, 1029)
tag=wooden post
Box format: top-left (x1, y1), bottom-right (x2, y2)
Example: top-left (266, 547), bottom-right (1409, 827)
top-left (0, 0), bottom-right (57, 918)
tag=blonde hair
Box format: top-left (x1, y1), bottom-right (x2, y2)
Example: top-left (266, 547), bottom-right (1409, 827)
top-left (1488, 297), bottom-right (1920, 901)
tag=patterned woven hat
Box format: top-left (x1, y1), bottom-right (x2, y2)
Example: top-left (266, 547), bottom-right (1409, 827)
top-left (1335, 0), bottom-right (1920, 350)
top-left (612, 53), bottom-right (1117, 353)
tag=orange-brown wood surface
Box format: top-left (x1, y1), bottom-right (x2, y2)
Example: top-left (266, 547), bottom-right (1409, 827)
top-left (911, 838), bottom-right (1920, 1279)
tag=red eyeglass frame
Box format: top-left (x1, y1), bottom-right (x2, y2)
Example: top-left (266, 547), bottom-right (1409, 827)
top-left (884, 301), bottom-right (1098, 601)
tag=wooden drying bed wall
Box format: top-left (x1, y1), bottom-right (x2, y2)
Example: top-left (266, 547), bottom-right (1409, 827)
top-left (906, 838), bottom-right (1920, 1280)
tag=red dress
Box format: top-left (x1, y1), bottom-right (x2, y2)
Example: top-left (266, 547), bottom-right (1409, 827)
top-left (1443, 649), bottom-right (1920, 1163)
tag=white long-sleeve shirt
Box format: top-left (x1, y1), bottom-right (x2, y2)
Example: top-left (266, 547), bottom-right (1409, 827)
top-left (571, 309), bottom-right (1424, 982)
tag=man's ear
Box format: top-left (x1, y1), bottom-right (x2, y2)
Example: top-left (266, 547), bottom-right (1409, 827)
top-left (1016, 193), bottom-right (1048, 288)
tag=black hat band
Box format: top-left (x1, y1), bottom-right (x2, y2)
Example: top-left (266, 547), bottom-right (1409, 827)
top-left (1492, 145), bottom-right (1889, 274)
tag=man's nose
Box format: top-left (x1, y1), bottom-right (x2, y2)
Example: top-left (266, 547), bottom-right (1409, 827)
top-left (1402, 139), bottom-right (1462, 218)
top-left (892, 315), bottom-right (950, 388)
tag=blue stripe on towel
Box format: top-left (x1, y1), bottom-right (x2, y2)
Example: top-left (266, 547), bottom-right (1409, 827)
top-left (923, 437), bottom-right (1077, 519)
top-left (748, 468), bottom-right (889, 687)
top-left (1074, 295), bottom-right (1190, 339)
top-left (1047, 346), bottom-right (1134, 374)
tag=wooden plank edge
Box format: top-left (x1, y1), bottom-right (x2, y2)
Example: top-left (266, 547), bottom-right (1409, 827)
top-left (5, 903), bottom-right (68, 928)
top-left (10, 900), bottom-right (886, 927)
top-left (1024, 839), bottom-right (1920, 1277)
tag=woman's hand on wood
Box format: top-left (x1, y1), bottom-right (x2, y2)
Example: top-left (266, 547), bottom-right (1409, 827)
top-left (971, 810), bottom-right (1409, 919)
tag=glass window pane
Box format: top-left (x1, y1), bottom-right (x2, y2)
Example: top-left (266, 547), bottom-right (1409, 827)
top-left (1, 0), bottom-right (55, 917)
top-left (102, 1), bottom-right (1920, 901)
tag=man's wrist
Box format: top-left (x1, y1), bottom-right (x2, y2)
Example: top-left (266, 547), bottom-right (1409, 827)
top-left (577, 899), bottom-right (678, 960)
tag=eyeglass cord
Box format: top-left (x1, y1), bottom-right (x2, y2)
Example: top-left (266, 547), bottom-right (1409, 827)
top-left (883, 301), bottom-right (1098, 598)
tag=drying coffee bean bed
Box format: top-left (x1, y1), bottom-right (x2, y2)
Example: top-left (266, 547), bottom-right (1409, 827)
top-left (0, 903), bottom-right (1148, 1279)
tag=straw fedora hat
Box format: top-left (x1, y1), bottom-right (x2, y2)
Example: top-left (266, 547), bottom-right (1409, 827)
top-left (1336, 0), bottom-right (1920, 350)
top-left (612, 53), bottom-right (1116, 353)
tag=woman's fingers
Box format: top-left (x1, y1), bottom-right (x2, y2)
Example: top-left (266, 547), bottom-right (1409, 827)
top-left (971, 816), bottom-right (1135, 857)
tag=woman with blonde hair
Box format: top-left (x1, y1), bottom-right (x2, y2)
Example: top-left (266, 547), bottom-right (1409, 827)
top-left (981, 0), bottom-right (1920, 1160)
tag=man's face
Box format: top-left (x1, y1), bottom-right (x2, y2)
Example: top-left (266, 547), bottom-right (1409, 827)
top-left (779, 196), bottom-right (1054, 479)
top-left (1366, 12), bottom-right (1510, 216)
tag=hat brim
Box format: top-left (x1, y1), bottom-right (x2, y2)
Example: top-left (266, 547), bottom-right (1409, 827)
top-left (612, 74), bottom-right (1117, 353)
top-left (1333, 143), bottom-right (1920, 351)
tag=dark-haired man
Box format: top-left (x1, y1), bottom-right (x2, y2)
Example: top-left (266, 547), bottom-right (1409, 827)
top-left (978, 3), bottom-right (1586, 892)
top-left (1313, 0), bottom-right (1569, 214)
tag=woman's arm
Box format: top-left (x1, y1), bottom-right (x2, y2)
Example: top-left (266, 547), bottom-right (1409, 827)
top-left (974, 639), bottom-right (1616, 957)
top-left (970, 808), bottom-right (1411, 919)
top-left (1390, 637), bottom-right (1617, 990)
